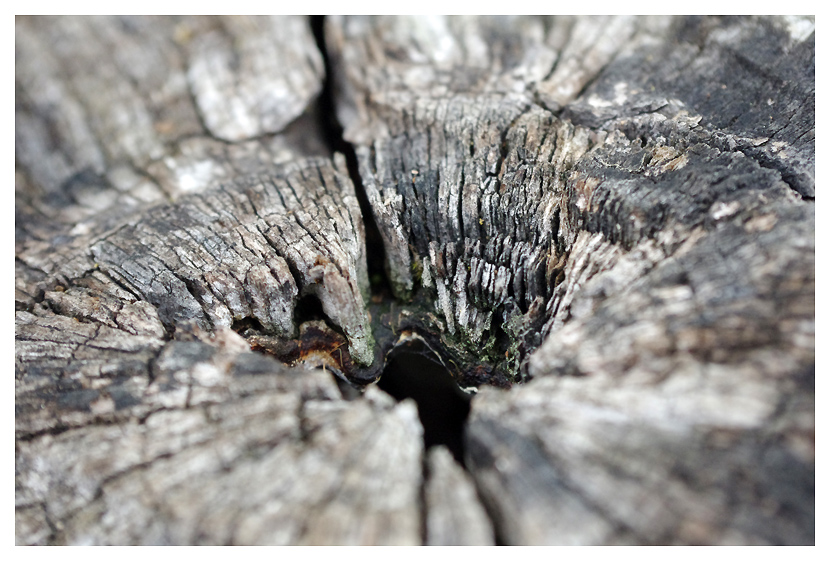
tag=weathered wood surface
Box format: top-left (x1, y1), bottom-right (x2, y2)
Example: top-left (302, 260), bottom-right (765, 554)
top-left (16, 15), bottom-right (814, 545)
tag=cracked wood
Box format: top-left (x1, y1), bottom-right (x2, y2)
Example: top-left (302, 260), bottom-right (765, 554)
top-left (16, 15), bottom-right (814, 545)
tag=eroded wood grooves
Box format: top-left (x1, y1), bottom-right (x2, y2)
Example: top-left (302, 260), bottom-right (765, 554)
top-left (16, 15), bottom-right (814, 545)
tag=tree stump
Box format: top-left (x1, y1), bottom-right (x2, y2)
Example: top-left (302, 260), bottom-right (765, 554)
top-left (16, 15), bottom-right (814, 545)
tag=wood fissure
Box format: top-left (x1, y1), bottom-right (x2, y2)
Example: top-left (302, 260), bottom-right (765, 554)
top-left (16, 15), bottom-right (813, 545)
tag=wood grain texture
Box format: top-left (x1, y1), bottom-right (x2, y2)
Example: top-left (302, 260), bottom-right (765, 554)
top-left (16, 15), bottom-right (814, 545)
top-left (425, 446), bottom-right (495, 545)
top-left (329, 15), bottom-right (814, 544)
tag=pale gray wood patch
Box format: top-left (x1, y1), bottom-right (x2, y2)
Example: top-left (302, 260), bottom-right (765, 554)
top-left (425, 446), bottom-right (495, 545)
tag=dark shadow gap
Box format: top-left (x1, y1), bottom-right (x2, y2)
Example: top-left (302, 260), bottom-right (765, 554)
top-left (377, 340), bottom-right (472, 464)
top-left (310, 15), bottom-right (393, 300)
top-left (293, 293), bottom-right (327, 325)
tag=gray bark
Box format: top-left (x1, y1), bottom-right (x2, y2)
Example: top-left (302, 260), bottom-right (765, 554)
top-left (16, 15), bottom-right (814, 545)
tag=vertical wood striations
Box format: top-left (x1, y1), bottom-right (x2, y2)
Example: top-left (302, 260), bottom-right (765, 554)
top-left (329, 15), bottom-right (814, 544)
top-left (328, 15), bottom-right (813, 384)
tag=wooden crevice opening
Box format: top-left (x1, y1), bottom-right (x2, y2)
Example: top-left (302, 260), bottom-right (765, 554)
top-left (311, 14), bottom-right (393, 300)
top-left (15, 15), bottom-right (814, 545)
top-left (377, 339), bottom-right (472, 464)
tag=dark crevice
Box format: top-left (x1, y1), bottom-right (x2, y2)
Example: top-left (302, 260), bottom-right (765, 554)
top-left (377, 340), bottom-right (471, 464)
top-left (292, 293), bottom-right (327, 325)
top-left (309, 18), bottom-right (507, 542)
top-left (177, 274), bottom-right (215, 331)
top-left (230, 316), bottom-right (265, 335)
top-left (540, 17), bottom-right (577, 83)
top-left (310, 15), bottom-right (393, 300)
top-left (419, 454), bottom-right (429, 545)
top-left (737, 146), bottom-right (815, 201)
top-left (16, 414), bottom-right (126, 443)
top-left (94, 267), bottom-right (144, 305)
top-left (16, 422), bottom-right (74, 442)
